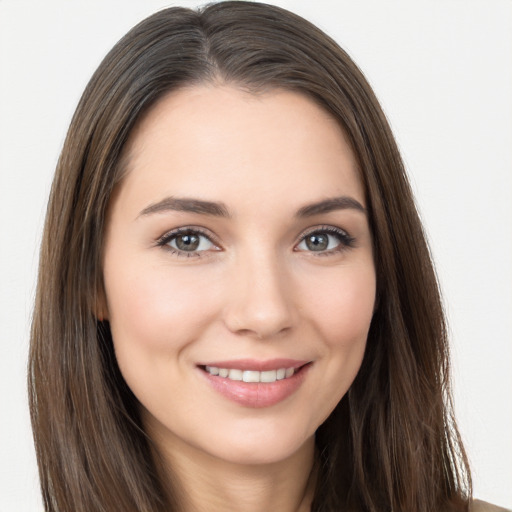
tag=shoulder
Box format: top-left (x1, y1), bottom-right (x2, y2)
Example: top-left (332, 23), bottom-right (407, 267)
top-left (471, 499), bottom-right (512, 512)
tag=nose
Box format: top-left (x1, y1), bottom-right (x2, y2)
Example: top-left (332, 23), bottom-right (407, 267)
top-left (223, 252), bottom-right (297, 339)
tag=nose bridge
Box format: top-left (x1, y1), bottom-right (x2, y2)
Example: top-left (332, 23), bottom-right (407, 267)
top-left (223, 245), bottom-right (296, 338)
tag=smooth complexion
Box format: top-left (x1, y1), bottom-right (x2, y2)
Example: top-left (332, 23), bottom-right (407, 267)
top-left (102, 85), bottom-right (376, 512)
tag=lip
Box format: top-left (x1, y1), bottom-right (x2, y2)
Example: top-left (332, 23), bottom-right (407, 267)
top-left (197, 359), bottom-right (312, 408)
top-left (197, 358), bottom-right (310, 371)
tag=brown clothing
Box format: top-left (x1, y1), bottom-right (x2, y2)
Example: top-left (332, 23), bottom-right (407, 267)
top-left (472, 499), bottom-right (512, 512)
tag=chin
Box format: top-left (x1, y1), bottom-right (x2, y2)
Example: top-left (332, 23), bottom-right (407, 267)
top-left (197, 417), bottom-right (316, 467)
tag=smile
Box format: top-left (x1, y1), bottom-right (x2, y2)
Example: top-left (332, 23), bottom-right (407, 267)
top-left (204, 366), bottom-right (296, 383)
top-left (198, 360), bottom-right (312, 408)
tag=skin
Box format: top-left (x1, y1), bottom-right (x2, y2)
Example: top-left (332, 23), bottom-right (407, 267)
top-left (102, 85), bottom-right (376, 512)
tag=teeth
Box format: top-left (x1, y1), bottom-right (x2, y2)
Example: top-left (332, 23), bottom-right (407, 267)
top-left (205, 365), bottom-right (219, 376)
top-left (243, 370), bottom-right (260, 383)
top-left (228, 369), bottom-right (243, 381)
top-left (260, 370), bottom-right (277, 383)
top-left (205, 366), bottom-right (296, 382)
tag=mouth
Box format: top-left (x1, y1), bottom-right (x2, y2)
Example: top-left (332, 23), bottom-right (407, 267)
top-left (197, 360), bottom-right (312, 408)
top-left (200, 364), bottom-right (305, 383)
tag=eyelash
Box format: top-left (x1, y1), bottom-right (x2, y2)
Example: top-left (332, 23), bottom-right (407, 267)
top-left (295, 225), bottom-right (356, 256)
top-left (156, 225), bottom-right (355, 258)
top-left (156, 226), bottom-right (220, 258)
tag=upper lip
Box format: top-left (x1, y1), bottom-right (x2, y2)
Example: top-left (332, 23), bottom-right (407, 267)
top-left (197, 358), bottom-right (310, 371)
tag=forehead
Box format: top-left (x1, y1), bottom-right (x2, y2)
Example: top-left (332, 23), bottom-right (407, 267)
top-left (117, 85), bottom-right (365, 214)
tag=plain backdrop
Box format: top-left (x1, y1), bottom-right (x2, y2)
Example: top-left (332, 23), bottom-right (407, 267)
top-left (1, 1), bottom-right (511, 510)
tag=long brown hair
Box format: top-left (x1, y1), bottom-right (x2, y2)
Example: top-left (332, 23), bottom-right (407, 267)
top-left (29, 2), bottom-right (472, 511)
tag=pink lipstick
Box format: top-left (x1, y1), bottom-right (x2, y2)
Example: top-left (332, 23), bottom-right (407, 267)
top-left (197, 359), bottom-right (311, 408)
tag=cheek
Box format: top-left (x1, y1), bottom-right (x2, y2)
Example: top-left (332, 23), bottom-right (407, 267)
top-left (306, 264), bottom-right (376, 347)
top-left (103, 261), bottom-right (225, 417)
top-left (301, 264), bottom-right (375, 416)
top-left (104, 260), bottom-right (222, 356)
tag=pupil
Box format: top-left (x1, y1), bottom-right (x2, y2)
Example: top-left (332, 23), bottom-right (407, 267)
top-left (306, 234), bottom-right (328, 251)
top-left (176, 233), bottom-right (199, 251)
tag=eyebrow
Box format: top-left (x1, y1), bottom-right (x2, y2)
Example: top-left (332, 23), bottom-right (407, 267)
top-left (139, 197), bottom-right (230, 218)
top-left (296, 196), bottom-right (366, 217)
top-left (138, 195), bottom-right (365, 219)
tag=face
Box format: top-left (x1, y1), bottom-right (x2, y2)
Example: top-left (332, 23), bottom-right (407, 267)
top-left (102, 85), bottom-right (376, 467)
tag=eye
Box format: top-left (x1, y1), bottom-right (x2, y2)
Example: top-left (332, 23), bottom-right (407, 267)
top-left (295, 226), bottom-right (354, 254)
top-left (157, 228), bottom-right (219, 256)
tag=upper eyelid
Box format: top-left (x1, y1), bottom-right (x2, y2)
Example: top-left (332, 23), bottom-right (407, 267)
top-left (157, 226), bottom-right (220, 247)
top-left (295, 224), bottom-right (351, 242)
top-left (156, 224), bottom-right (353, 251)
top-left (294, 225), bottom-right (356, 254)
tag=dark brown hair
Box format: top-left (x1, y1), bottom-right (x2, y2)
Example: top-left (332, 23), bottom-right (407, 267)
top-left (29, 2), bottom-right (472, 511)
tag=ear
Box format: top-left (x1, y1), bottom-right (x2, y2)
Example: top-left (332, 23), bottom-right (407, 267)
top-left (372, 284), bottom-right (381, 315)
top-left (95, 282), bottom-right (109, 321)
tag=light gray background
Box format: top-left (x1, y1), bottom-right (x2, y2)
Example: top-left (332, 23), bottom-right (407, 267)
top-left (1, 1), bottom-right (511, 510)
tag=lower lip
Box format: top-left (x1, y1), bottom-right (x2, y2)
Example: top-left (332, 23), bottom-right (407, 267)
top-left (199, 364), bottom-right (311, 408)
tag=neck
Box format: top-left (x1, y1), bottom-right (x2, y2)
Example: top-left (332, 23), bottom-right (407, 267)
top-left (150, 425), bottom-right (316, 512)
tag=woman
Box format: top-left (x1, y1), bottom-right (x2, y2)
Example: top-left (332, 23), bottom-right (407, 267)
top-left (28, 2), bottom-right (507, 511)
